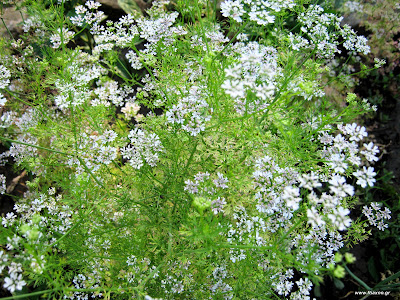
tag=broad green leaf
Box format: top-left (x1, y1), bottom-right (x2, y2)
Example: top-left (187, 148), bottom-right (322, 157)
top-left (118, 0), bottom-right (143, 15)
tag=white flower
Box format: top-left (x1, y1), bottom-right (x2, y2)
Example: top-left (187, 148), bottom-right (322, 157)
top-left (377, 220), bottom-right (388, 231)
top-left (361, 142), bottom-right (379, 162)
top-left (121, 128), bottom-right (164, 169)
top-left (353, 166), bottom-right (376, 188)
top-left (362, 205), bottom-right (373, 218)
top-left (0, 65), bottom-right (11, 89)
top-left (296, 277), bottom-right (313, 295)
top-left (342, 123), bottom-right (368, 142)
top-left (126, 50), bottom-right (143, 70)
top-left (298, 172), bottom-right (322, 190)
top-left (307, 207), bottom-right (325, 228)
top-left (327, 153), bottom-right (348, 173)
top-left (328, 206), bottom-right (351, 231)
top-left (121, 102), bottom-right (141, 119)
top-left (166, 91), bottom-right (211, 136)
top-left (329, 175), bottom-right (354, 197)
top-left (0, 174), bottom-right (6, 194)
top-left (363, 203), bottom-right (391, 230)
top-left (85, 0), bottom-right (102, 10)
top-left (213, 173), bottom-right (229, 189)
top-left (380, 207), bottom-right (391, 220)
top-left (282, 186), bottom-right (301, 210)
top-left (211, 197), bottom-right (227, 215)
top-left (248, 10), bottom-right (275, 25)
top-left (220, 0), bottom-right (245, 22)
top-left (3, 273), bottom-right (26, 293)
top-left (50, 28), bottom-right (75, 49)
top-left (0, 94), bottom-right (7, 106)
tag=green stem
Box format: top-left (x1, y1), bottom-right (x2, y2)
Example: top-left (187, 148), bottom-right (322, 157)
top-left (345, 265), bottom-right (372, 291)
top-left (374, 270), bottom-right (400, 288)
top-left (0, 289), bottom-right (56, 300)
top-left (0, 16), bottom-right (15, 40)
top-left (0, 136), bottom-right (70, 156)
top-left (181, 136), bottom-right (198, 176)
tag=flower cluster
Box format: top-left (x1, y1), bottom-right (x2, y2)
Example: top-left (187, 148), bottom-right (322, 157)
top-left (221, 0), bottom-right (295, 25)
top-left (66, 129), bottom-right (119, 175)
top-left (353, 166), bottom-right (377, 188)
top-left (291, 227), bottom-right (344, 269)
top-left (270, 269), bottom-right (295, 297)
top-left (166, 87), bottom-right (212, 136)
top-left (0, 174), bottom-right (6, 194)
top-left (160, 259), bottom-right (193, 296)
top-left (92, 80), bottom-right (131, 107)
top-left (222, 42), bottom-right (278, 115)
top-left (69, 1), bottom-right (104, 28)
top-left (0, 108), bottom-right (44, 167)
top-left (252, 155), bottom-right (298, 229)
top-left (184, 171), bottom-right (229, 214)
top-left (362, 202), bottom-right (391, 231)
top-left (64, 273), bottom-right (103, 300)
top-left (121, 128), bottom-right (164, 169)
top-left (121, 255), bottom-right (159, 286)
top-left (8, 133), bottom-right (38, 165)
top-left (296, 4), bottom-right (370, 58)
top-left (70, 0), bottom-right (185, 55)
top-left (1, 188), bottom-right (74, 294)
top-left (208, 264), bottom-right (233, 299)
top-left (54, 57), bottom-right (106, 109)
top-left (1, 258), bottom-right (26, 293)
top-left (50, 27), bottom-right (75, 49)
top-left (191, 24), bottom-right (229, 52)
top-left (126, 50), bottom-right (143, 70)
top-left (319, 122), bottom-right (378, 175)
top-left (225, 207), bottom-right (267, 261)
top-left (0, 65), bottom-right (11, 106)
top-left (121, 101), bottom-right (142, 120)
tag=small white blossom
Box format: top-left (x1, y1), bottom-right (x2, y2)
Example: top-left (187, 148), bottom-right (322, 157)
top-left (50, 28), bottom-right (75, 49)
top-left (374, 58), bottom-right (386, 68)
top-left (307, 207), bottom-right (325, 228)
top-left (3, 273), bottom-right (26, 293)
top-left (328, 206), bottom-right (351, 231)
top-left (121, 128), bottom-right (164, 169)
top-left (0, 174), bottom-right (6, 194)
top-left (329, 175), bottom-right (354, 197)
top-left (353, 166), bottom-right (376, 188)
top-left (282, 186), bottom-right (301, 210)
top-left (220, 0), bottom-right (245, 22)
top-left (361, 142), bottom-right (379, 162)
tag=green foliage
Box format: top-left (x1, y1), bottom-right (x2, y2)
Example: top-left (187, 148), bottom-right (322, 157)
top-left (0, 0), bottom-right (395, 299)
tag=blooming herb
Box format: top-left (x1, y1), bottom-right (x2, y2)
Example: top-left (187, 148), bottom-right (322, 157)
top-left (0, 0), bottom-right (390, 298)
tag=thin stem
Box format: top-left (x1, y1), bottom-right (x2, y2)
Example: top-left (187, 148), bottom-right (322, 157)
top-left (0, 16), bottom-right (15, 40)
top-left (0, 289), bottom-right (57, 300)
top-left (212, 20), bottom-right (250, 63)
top-left (0, 136), bottom-right (71, 156)
top-left (345, 265), bottom-right (372, 291)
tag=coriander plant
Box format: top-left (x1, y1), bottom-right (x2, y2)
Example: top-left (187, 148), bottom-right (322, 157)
top-left (0, 0), bottom-right (392, 299)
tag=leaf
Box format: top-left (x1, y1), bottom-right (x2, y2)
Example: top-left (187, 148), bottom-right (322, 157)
top-left (117, 0), bottom-right (143, 15)
top-left (313, 285), bottom-right (322, 298)
top-left (368, 257), bottom-right (379, 282)
top-left (375, 270), bottom-right (400, 288)
top-left (333, 278), bottom-right (345, 290)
